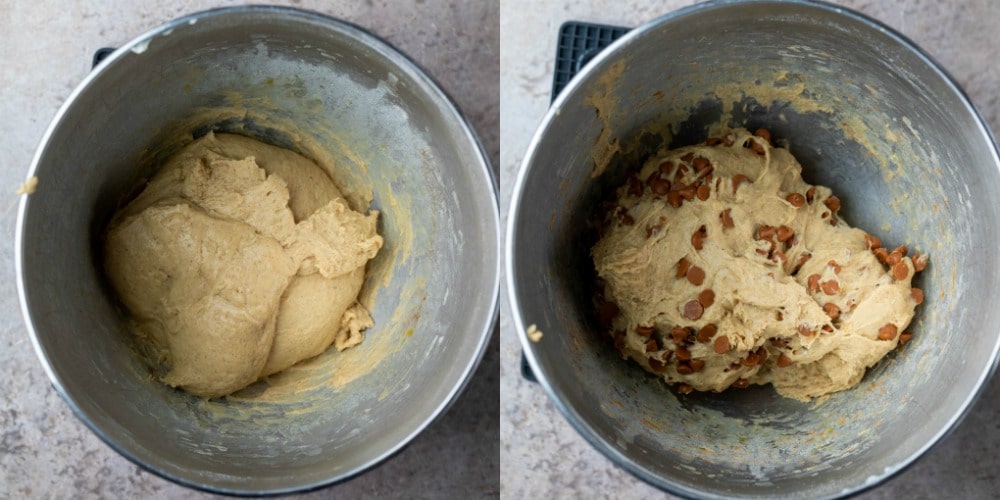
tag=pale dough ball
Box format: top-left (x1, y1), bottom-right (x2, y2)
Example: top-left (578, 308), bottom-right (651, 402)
top-left (105, 132), bottom-right (383, 398)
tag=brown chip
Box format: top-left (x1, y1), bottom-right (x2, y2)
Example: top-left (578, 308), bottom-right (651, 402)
top-left (807, 274), bottom-right (821, 292)
top-left (899, 332), bottom-right (914, 346)
top-left (823, 303), bottom-right (841, 319)
top-left (776, 225), bottom-right (794, 242)
top-left (676, 257), bottom-right (691, 278)
top-left (878, 323), bottom-right (898, 341)
top-left (698, 289), bottom-right (715, 308)
top-left (649, 358), bottom-right (668, 372)
top-left (692, 225), bottom-right (707, 250)
top-left (893, 261), bottom-right (909, 281)
top-left (753, 128), bottom-right (772, 143)
top-left (865, 233), bottom-right (882, 250)
top-left (756, 346), bottom-right (769, 364)
top-left (671, 326), bottom-right (690, 344)
top-left (731, 378), bottom-right (750, 389)
top-left (911, 287), bottom-right (924, 305)
top-left (687, 266), bottom-right (706, 286)
top-left (679, 185), bottom-right (697, 201)
top-left (786, 193), bottom-right (806, 207)
top-left (677, 383), bottom-right (694, 394)
top-left (806, 187), bottom-right (817, 203)
top-left (913, 253), bottom-right (929, 272)
top-left (772, 250), bottom-right (787, 265)
top-left (690, 359), bottom-right (705, 373)
top-left (683, 300), bottom-right (704, 320)
top-left (797, 324), bottom-right (815, 337)
top-left (635, 325), bottom-right (654, 336)
top-left (675, 345), bottom-right (692, 360)
top-left (886, 250), bottom-right (902, 266)
top-left (645, 338), bottom-right (659, 352)
top-left (667, 190), bottom-right (683, 208)
top-left (873, 247), bottom-right (889, 264)
top-left (741, 351), bottom-right (760, 367)
top-left (720, 209), bottom-right (734, 228)
top-left (732, 174), bottom-right (751, 193)
top-left (824, 195), bottom-right (841, 212)
top-left (821, 280), bottom-right (840, 295)
top-left (696, 183), bottom-right (711, 201)
top-left (646, 170), bottom-right (660, 187)
top-left (697, 324), bottom-right (717, 343)
top-left (693, 157), bottom-right (710, 170)
top-left (757, 225), bottom-right (776, 241)
top-left (651, 178), bottom-right (671, 196)
top-left (793, 253), bottom-right (811, 275)
top-left (714, 335), bottom-right (730, 354)
top-left (777, 353), bottom-right (793, 367)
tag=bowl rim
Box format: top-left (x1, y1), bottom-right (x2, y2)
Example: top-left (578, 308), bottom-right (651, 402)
top-left (505, 0), bottom-right (1000, 497)
top-left (15, 4), bottom-right (501, 496)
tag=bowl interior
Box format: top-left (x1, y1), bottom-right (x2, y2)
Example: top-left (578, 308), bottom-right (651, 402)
top-left (510, 2), bottom-right (1000, 498)
top-left (18, 7), bottom-right (497, 494)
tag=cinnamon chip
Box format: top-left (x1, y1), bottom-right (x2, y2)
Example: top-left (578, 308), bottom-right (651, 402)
top-left (697, 324), bottom-right (717, 343)
top-left (714, 335), bottom-right (730, 354)
top-left (676, 257), bottom-right (691, 278)
top-left (683, 300), bottom-right (704, 320)
top-left (720, 208), bottom-right (734, 228)
top-left (698, 289), bottom-right (715, 308)
top-left (878, 323), bottom-right (898, 341)
top-left (686, 265), bottom-right (706, 286)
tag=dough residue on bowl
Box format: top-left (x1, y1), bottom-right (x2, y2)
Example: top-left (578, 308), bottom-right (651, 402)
top-left (104, 132), bottom-right (383, 398)
top-left (592, 128), bottom-right (927, 401)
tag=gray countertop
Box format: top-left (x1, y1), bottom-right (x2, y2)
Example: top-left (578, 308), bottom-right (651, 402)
top-left (0, 1), bottom-right (498, 497)
top-left (500, 0), bottom-right (1000, 498)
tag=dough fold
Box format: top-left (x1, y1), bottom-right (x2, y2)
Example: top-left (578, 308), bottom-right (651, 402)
top-left (105, 132), bottom-right (383, 397)
top-left (592, 129), bottom-right (923, 401)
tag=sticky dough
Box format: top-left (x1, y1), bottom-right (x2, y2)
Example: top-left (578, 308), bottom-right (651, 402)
top-left (592, 129), bottom-right (923, 401)
top-left (105, 132), bottom-right (383, 398)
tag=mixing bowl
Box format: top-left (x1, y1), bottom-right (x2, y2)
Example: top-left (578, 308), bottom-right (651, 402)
top-left (507, 0), bottom-right (1000, 497)
top-left (16, 6), bottom-right (499, 495)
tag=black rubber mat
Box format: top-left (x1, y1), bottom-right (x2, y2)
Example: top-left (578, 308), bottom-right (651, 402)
top-left (551, 21), bottom-right (630, 102)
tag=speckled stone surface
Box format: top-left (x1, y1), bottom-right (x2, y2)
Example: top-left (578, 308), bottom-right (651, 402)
top-left (500, 0), bottom-right (1000, 498)
top-left (0, 0), bottom-right (498, 497)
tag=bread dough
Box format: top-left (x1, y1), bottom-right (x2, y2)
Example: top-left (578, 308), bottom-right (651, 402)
top-left (592, 128), bottom-right (925, 401)
top-left (105, 132), bottom-right (383, 398)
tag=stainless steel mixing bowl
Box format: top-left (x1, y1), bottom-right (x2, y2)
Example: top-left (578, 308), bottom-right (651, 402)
top-left (507, 1), bottom-right (1000, 497)
top-left (16, 6), bottom-right (499, 495)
